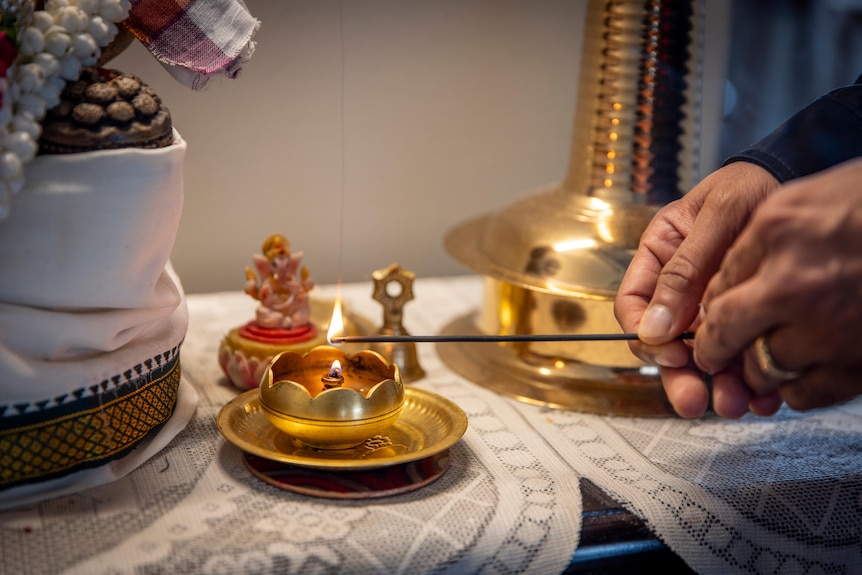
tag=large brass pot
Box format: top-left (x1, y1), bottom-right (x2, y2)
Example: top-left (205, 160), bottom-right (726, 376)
top-left (439, 0), bottom-right (705, 416)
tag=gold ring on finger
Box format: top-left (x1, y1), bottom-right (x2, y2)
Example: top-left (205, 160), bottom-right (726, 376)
top-left (754, 334), bottom-right (802, 381)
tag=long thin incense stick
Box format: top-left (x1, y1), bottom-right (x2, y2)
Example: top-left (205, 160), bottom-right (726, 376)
top-left (330, 332), bottom-right (695, 344)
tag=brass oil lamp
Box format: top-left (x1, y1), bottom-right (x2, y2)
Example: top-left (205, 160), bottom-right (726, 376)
top-left (440, 0), bottom-right (704, 415)
top-left (259, 346), bottom-right (405, 449)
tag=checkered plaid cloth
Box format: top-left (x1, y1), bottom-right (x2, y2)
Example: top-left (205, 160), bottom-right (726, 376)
top-left (125, 0), bottom-right (260, 90)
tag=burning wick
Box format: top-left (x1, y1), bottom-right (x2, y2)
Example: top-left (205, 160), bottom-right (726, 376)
top-left (322, 359), bottom-right (344, 389)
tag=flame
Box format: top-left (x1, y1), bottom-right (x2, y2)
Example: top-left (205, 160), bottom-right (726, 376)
top-left (329, 359), bottom-right (342, 377)
top-left (327, 297), bottom-right (345, 344)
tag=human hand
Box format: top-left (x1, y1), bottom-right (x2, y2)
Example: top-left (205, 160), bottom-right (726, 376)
top-left (695, 158), bottom-right (862, 411)
top-left (614, 161), bottom-right (780, 418)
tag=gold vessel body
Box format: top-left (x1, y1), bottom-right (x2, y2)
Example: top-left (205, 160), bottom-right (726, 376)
top-left (259, 346), bottom-right (404, 449)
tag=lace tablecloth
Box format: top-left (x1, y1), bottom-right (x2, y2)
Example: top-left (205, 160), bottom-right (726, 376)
top-left (1, 275), bottom-right (860, 574)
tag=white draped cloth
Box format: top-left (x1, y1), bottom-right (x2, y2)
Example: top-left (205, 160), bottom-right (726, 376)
top-left (0, 133), bottom-right (197, 506)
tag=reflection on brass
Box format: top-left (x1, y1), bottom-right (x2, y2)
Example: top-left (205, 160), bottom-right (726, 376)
top-left (442, 0), bottom-right (702, 415)
top-left (369, 263), bottom-right (426, 383)
top-left (437, 314), bottom-right (672, 416)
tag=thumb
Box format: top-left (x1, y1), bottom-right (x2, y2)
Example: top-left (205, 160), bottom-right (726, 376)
top-left (639, 162), bottom-right (776, 343)
top-left (639, 227), bottom-right (734, 344)
top-left (636, 210), bottom-right (721, 343)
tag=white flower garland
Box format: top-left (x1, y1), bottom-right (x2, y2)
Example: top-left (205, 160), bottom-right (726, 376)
top-left (0, 0), bottom-right (130, 218)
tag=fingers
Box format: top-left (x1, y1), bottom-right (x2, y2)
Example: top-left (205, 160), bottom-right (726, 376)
top-left (615, 206), bottom-right (694, 365)
top-left (700, 231), bottom-right (767, 307)
top-left (739, 331), bottom-right (807, 396)
top-left (749, 390), bottom-right (783, 417)
top-left (710, 368), bottom-right (752, 419)
top-left (637, 340), bottom-right (693, 368)
top-left (635, 237), bottom-right (712, 344)
top-left (638, 163), bottom-right (777, 345)
top-left (698, 159), bottom-right (862, 383)
top-left (661, 362), bottom-right (785, 419)
top-left (694, 276), bottom-right (786, 377)
top-left (616, 159), bottom-right (862, 418)
top-left (740, 341), bottom-right (862, 412)
top-left (703, 359), bottom-right (781, 419)
top-left (779, 366), bottom-right (862, 411)
top-left (696, 191), bottom-right (795, 376)
top-left (695, 223), bottom-right (815, 376)
top-left (728, 331), bottom-right (862, 413)
top-left (660, 365), bottom-right (710, 418)
top-left (698, 201), bottom-right (862, 375)
top-left (614, 179), bottom-right (705, 344)
top-left (614, 163), bottom-right (782, 419)
top-left (615, 242), bottom-right (668, 335)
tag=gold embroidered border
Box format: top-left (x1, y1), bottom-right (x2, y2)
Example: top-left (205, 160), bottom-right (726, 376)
top-left (0, 359), bottom-right (181, 488)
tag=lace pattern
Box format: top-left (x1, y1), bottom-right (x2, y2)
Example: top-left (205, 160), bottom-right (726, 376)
top-left (1, 276), bottom-right (859, 574)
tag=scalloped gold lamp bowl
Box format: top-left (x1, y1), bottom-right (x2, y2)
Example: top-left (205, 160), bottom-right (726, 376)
top-left (258, 346), bottom-right (404, 449)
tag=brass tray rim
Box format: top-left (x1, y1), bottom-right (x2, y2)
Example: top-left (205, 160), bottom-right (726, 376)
top-left (217, 387), bottom-right (468, 471)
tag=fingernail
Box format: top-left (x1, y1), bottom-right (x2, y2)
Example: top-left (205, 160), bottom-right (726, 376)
top-left (639, 304), bottom-right (673, 342)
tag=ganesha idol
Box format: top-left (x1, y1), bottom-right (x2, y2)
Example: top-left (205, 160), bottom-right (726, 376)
top-left (219, 234), bottom-right (328, 389)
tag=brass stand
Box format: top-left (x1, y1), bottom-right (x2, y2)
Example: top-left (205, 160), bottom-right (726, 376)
top-left (369, 264), bottom-right (426, 383)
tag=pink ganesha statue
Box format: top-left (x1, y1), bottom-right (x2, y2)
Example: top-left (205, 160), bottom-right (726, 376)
top-left (219, 234), bottom-right (326, 389)
top-left (245, 233), bottom-right (315, 329)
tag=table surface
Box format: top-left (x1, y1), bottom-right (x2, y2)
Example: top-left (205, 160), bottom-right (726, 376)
top-left (2, 275), bottom-right (860, 575)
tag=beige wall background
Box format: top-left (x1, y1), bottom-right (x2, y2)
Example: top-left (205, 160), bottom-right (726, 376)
top-left (114, 0), bottom-right (729, 294)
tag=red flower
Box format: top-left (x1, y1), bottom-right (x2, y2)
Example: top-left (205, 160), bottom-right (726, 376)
top-left (0, 31), bottom-right (17, 78)
top-left (0, 29), bottom-right (18, 109)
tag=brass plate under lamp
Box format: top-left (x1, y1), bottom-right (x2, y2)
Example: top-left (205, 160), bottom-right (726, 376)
top-left (218, 387), bottom-right (468, 470)
top-left (440, 0), bottom-right (704, 416)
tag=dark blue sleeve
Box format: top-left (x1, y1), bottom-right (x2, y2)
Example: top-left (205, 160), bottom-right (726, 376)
top-left (723, 74), bottom-right (862, 183)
